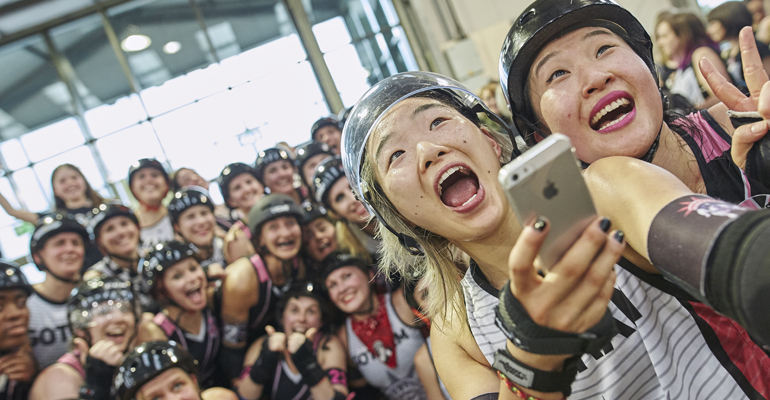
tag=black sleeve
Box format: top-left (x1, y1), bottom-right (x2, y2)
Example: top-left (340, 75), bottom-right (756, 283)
top-left (79, 356), bottom-right (115, 400)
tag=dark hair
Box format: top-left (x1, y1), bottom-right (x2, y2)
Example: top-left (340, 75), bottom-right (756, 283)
top-left (169, 168), bottom-right (194, 192)
top-left (657, 12), bottom-right (718, 70)
top-left (707, 2), bottom-right (753, 39)
top-left (51, 164), bottom-right (105, 210)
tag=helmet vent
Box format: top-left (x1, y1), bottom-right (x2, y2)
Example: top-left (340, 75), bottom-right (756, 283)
top-left (519, 9), bottom-right (536, 26)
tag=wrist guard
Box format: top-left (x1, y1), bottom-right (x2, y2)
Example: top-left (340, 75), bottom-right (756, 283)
top-left (495, 279), bottom-right (616, 356)
top-left (79, 355), bottom-right (115, 400)
top-left (290, 338), bottom-right (326, 387)
top-left (250, 339), bottom-right (280, 385)
top-left (493, 349), bottom-right (577, 396)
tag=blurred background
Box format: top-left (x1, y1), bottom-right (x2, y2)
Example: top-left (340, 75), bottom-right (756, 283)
top-left (0, 0), bottom-right (751, 262)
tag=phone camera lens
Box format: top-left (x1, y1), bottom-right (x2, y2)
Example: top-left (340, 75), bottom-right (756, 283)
top-left (512, 174), bottom-right (519, 181)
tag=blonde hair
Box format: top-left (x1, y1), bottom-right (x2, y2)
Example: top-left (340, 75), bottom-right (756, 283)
top-left (334, 218), bottom-right (373, 265)
top-left (360, 102), bottom-right (514, 324)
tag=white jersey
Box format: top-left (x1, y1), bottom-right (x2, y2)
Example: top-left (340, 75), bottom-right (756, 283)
top-left (461, 261), bottom-right (769, 399)
top-left (345, 293), bottom-right (428, 400)
top-left (27, 289), bottom-right (71, 369)
top-left (140, 214), bottom-right (175, 250)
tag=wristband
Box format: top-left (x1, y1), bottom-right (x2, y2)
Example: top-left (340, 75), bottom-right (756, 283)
top-left (80, 355), bottom-right (115, 400)
top-left (250, 339), bottom-right (280, 385)
top-left (495, 280), bottom-right (616, 356)
top-left (493, 349), bottom-right (577, 396)
top-left (331, 392), bottom-right (347, 400)
top-left (290, 338), bottom-right (326, 387)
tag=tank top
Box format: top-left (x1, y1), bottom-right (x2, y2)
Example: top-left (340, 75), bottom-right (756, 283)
top-left (88, 256), bottom-right (156, 313)
top-left (27, 289), bottom-right (71, 369)
top-left (462, 260), bottom-right (770, 399)
top-left (245, 254), bottom-right (274, 345)
top-left (198, 237), bottom-right (225, 270)
top-left (667, 65), bottom-right (705, 106)
top-left (140, 214), bottom-right (175, 250)
top-left (674, 110), bottom-right (770, 208)
top-left (153, 308), bottom-right (220, 388)
top-left (345, 293), bottom-right (428, 400)
top-left (56, 351), bottom-right (85, 379)
top-left (263, 333), bottom-right (325, 400)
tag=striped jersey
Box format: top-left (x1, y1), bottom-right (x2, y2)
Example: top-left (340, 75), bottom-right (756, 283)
top-left (27, 290), bottom-right (71, 369)
top-left (461, 260), bottom-right (770, 399)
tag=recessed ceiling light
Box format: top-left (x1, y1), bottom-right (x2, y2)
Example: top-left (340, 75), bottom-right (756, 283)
top-left (163, 41), bottom-right (181, 54)
top-left (121, 34), bottom-right (151, 52)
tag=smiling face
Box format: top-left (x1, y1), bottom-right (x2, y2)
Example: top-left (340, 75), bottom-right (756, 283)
top-left (85, 301), bottom-right (136, 351)
top-left (0, 289), bottom-right (29, 350)
top-left (316, 126), bottom-right (342, 155)
top-left (527, 27), bottom-right (662, 164)
top-left (131, 168), bottom-right (169, 205)
top-left (52, 167), bottom-right (87, 205)
top-left (302, 154), bottom-right (330, 187)
top-left (328, 177), bottom-right (369, 225)
top-left (137, 368), bottom-right (200, 400)
top-left (281, 296), bottom-right (322, 334)
top-left (706, 20), bottom-right (726, 43)
top-left (226, 173), bottom-right (264, 213)
top-left (97, 216), bottom-right (140, 258)
top-left (263, 160), bottom-right (296, 195)
top-left (175, 169), bottom-right (209, 191)
top-left (302, 218), bottom-right (338, 262)
top-left (367, 97), bottom-right (509, 243)
top-left (259, 216), bottom-right (301, 260)
top-left (34, 232), bottom-right (84, 281)
top-left (160, 258), bottom-right (207, 311)
top-left (324, 266), bottom-right (372, 314)
top-left (174, 205), bottom-right (215, 247)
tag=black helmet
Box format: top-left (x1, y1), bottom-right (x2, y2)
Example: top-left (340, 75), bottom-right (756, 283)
top-left (499, 0), bottom-right (653, 140)
top-left (312, 156), bottom-right (346, 208)
top-left (295, 141), bottom-right (332, 184)
top-left (0, 262), bottom-right (31, 296)
top-left (299, 201), bottom-right (330, 226)
top-left (138, 241), bottom-right (199, 291)
top-left (113, 340), bottom-right (198, 400)
top-left (216, 162), bottom-right (262, 207)
top-left (30, 214), bottom-right (90, 263)
top-left (340, 72), bottom-right (519, 256)
top-left (275, 280), bottom-right (328, 326)
top-left (89, 204), bottom-right (139, 239)
top-left (127, 158), bottom-right (170, 189)
top-left (167, 186), bottom-right (215, 225)
top-left (247, 194), bottom-right (303, 237)
top-left (67, 277), bottom-right (138, 334)
top-left (254, 148), bottom-right (294, 184)
top-left (320, 251), bottom-right (369, 284)
top-left (311, 117), bottom-right (341, 141)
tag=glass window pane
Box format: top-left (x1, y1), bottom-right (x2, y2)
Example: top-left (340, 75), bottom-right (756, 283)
top-left (11, 168), bottom-right (50, 213)
top-left (20, 117), bottom-right (84, 163)
top-left (95, 124), bottom-right (167, 183)
top-left (0, 36), bottom-right (75, 138)
top-left (151, 90), bottom-right (253, 179)
top-left (140, 63), bottom-right (228, 117)
top-left (231, 61), bottom-right (329, 147)
top-left (49, 13), bottom-right (135, 111)
top-left (219, 34), bottom-right (306, 87)
top-left (32, 146), bottom-right (105, 201)
top-left (0, 225), bottom-right (33, 262)
top-left (84, 94), bottom-right (148, 138)
top-left (313, 17), bottom-right (352, 53)
top-left (0, 177), bottom-right (21, 227)
top-left (0, 139), bottom-right (29, 171)
top-left (324, 44), bottom-right (372, 108)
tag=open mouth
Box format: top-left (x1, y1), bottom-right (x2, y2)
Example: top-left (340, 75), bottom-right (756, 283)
top-left (105, 325), bottom-right (127, 342)
top-left (277, 239), bottom-right (297, 249)
top-left (590, 95), bottom-right (635, 131)
top-left (185, 284), bottom-right (204, 304)
top-left (437, 165), bottom-right (480, 208)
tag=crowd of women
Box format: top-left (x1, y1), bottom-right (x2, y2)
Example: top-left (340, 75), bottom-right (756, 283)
top-left (0, 0), bottom-right (770, 398)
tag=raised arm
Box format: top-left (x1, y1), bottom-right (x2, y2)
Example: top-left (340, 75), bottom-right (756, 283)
top-left (0, 191), bottom-right (39, 224)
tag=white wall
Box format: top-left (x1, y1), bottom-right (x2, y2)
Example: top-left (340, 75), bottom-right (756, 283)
top-left (406, 0), bottom-right (697, 90)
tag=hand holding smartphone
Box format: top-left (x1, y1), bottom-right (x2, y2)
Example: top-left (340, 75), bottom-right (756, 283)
top-left (498, 133), bottom-right (597, 271)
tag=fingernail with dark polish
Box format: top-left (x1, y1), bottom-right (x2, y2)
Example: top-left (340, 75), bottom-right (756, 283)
top-left (614, 231), bottom-right (625, 243)
top-left (533, 218), bottom-right (547, 232)
top-left (599, 217), bottom-right (611, 232)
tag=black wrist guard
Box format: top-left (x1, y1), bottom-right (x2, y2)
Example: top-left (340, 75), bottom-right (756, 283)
top-left (250, 339), bottom-right (280, 385)
top-left (493, 349), bottom-right (578, 396)
top-left (79, 355), bottom-right (115, 400)
top-left (290, 338), bottom-right (326, 387)
top-left (495, 279), bottom-right (616, 356)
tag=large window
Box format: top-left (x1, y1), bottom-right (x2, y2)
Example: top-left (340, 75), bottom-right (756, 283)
top-left (0, 0), bottom-right (417, 263)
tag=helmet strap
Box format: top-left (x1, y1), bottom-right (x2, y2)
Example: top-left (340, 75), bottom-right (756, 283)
top-left (39, 262), bottom-right (80, 285)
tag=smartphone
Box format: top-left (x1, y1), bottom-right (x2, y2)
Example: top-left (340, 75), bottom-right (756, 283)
top-left (498, 133), bottom-right (597, 271)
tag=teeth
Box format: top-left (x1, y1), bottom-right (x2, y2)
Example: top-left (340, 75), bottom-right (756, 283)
top-left (591, 98), bottom-right (630, 125)
top-left (437, 166), bottom-right (469, 196)
top-left (461, 193), bottom-right (477, 207)
top-left (598, 112), bottom-right (630, 130)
